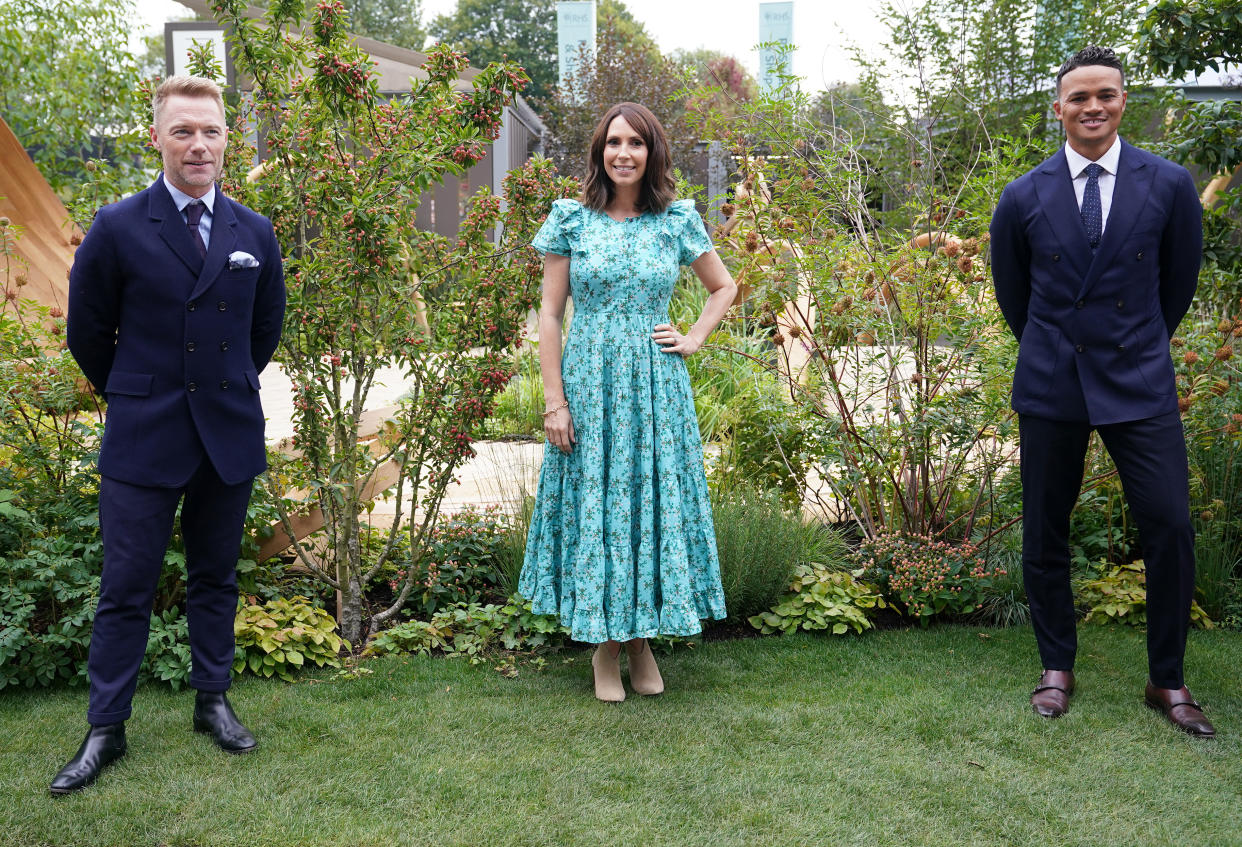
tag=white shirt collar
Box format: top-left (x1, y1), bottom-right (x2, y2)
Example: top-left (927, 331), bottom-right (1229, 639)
top-left (1064, 136), bottom-right (1122, 178)
top-left (163, 175), bottom-right (216, 215)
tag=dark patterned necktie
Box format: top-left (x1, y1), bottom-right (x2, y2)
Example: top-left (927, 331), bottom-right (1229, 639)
top-left (1081, 163), bottom-right (1103, 249)
top-left (185, 201), bottom-right (207, 258)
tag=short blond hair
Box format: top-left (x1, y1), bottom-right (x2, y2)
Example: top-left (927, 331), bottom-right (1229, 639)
top-left (152, 75), bottom-right (226, 126)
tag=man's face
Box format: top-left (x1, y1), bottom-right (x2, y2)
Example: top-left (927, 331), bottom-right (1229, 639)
top-left (150, 94), bottom-right (228, 198)
top-left (1053, 65), bottom-right (1127, 158)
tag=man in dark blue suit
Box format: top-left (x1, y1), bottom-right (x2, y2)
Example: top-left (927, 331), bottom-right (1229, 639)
top-left (53, 75), bottom-right (286, 793)
top-left (991, 47), bottom-right (1213, 736)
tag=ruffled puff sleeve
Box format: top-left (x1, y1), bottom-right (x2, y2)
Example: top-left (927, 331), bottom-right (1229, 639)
top-left (665, 199), bottom-right (714, 266)
top-left (531, 198), bottom-right (583, 257)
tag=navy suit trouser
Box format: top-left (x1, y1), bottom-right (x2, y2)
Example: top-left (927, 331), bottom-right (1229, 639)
top-left (87, 461), bottom-right (254, 726)
top-left (1019, 411), bottom-right (1195, 689)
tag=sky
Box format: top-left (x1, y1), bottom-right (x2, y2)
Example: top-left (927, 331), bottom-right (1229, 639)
top-left (134, 0), bottom-right (894, 92)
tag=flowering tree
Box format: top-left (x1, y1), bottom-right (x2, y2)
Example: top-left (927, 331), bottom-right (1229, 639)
top-left (210, 0), bottom-right (573, 643)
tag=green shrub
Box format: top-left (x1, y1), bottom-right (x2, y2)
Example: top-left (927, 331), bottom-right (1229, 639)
top-left (749, 565), bottom-right (886, 635)
top-left (142, 607), bottom-right (191, 689)
top-left (0, 292), bottom-right (104, 690)
top-left (0, 531), bottom-right (100, 689)
top-left (672, 275), bottom-right (812, 500)
top-left (711, 481), bottom-right (849, 624)
top-left (366, 596), bottom-right (567, 663)
top-left (971, 528), bottom-right (1030, 627)
top-left (1069, 468), bottom-right (1135, 572)
top-left (858, 533), bottom-right (1008, 626)
top-left (233, 596), bottom-right (347, 681)
top-left (709, 387), bottom-right (814, 503)
top-left (1220, 578), bottom-right (1242, 631)
top-left (399, 505), bottom-right (513, 616)
top-left (1078, 560), bottom-right (1213, 629)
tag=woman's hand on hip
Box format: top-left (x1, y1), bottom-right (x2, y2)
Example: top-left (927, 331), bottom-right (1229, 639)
top-left (652, 323), bottom-right (702, 356)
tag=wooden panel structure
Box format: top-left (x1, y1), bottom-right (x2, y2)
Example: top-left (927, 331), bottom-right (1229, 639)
top-left (0, 116), bottom-right (79, 313)
top-left (256, 405), bottom-right (403, 561)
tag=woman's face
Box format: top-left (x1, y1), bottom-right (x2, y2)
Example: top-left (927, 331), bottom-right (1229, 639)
top-left (601, 115), bottom-right (647, 190)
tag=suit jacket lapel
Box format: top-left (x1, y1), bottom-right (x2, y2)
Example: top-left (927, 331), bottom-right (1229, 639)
top-left (1081, 140), bottom-right (1152, 295)
top-left (189, 194), bottom-right (237, 301)
top-left (1031, 150), bottom-right (1091, 279)
top-left (150, 178), bottom-right (204, 276)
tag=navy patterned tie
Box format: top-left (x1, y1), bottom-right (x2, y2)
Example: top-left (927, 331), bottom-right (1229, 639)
top-left (1081, 163), bottom-right (1103, 249)
top-left (185, 201), bottom-right (207, 258)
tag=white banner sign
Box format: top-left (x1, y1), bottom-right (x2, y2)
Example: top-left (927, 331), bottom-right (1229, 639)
top-left (758, 2), bottom-right (794, 92)
top-left (557, 1), bottom-right (597, 90)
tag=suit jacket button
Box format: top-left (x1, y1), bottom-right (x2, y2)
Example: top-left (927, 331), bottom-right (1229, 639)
top-left (185, 341), bottom-right (196, 352)
top-left (187, 382), bottom-right (198, 392)
top-left (1052, 253), bottom-right (1061, 262)
top-left (217, 300), bottom-right (228, 311)
top-left (1116, 299), bottom-right (1125, 309)
top-left (1136, 251), bottom-right (1144, 260)
top-left (187, 301), bottom-right (197, 312)
top-left (1075, 344), bottom-right (1085, 353)
top-left (1116, 344), bottom-right (1126, 352)
top-left (219, 341), bottom-right (230, 351)
top-left (1075, 299), bottom-right (1085, 309)
top-left (220, 379), bottom-right (230, 389)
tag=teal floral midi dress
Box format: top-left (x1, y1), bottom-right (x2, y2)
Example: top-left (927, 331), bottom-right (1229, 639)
top-left (518, 198), bottom-right (727, 644)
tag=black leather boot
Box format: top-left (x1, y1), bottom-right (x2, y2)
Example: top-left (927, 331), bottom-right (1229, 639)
top-left (49, 724), bottom-right (127, 795)
top-left (193, 691), bottom-right (257, 753)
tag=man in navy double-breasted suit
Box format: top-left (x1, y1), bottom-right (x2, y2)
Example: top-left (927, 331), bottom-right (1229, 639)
top-left (991, 47), bottom-right (1214, 737)
top-left (53, 76), bottom-right (286, 793)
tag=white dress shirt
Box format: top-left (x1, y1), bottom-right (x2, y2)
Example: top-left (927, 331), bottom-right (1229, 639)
top-left (1064, 136), bottom-right (1121, 237)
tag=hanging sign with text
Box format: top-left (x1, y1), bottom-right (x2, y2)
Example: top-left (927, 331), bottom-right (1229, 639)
top-left (557, 1), bottom-right (597, 92)
top-left (758, 2), bottom-right (794, 92)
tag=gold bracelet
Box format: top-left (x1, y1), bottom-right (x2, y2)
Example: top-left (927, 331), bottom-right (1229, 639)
top-left (542, 400), bottom-right (569, 418)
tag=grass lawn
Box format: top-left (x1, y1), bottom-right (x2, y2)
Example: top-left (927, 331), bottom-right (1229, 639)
top-left (3, 625), bottom-right (1240, 847)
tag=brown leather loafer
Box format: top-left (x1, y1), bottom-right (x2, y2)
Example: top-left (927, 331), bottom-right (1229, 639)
top-left (1030, 669), bottom-right (1075, 718)
top-left (1144, 682), bottom-right (1216, 738)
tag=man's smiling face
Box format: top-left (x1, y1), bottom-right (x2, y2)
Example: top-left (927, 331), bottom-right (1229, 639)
top-left (1053, 64), bottom-right (1127, 159)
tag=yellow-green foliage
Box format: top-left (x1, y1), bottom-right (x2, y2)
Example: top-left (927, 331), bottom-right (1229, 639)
top-left (365, 598), bottom-right (568, 664)
top-left (750, 565), bottom-right (886, 635)
top-left (1080, 561), bottom-right (1213, 629)
top-left (233, 596), bottom-right (348, 681)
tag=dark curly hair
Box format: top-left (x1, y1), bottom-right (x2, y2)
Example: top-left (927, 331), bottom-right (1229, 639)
top-left (1055, 46), bottom-right (1125, 95)
top-left (580, 102), bottom-right (677, 214)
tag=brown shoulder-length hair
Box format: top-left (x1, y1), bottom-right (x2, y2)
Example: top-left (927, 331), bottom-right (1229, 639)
top-left (580, 102), bottom-right (677, 214)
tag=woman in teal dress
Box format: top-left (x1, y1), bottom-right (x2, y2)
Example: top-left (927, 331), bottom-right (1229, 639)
top-left (518, 102), bottom-right (738, 702)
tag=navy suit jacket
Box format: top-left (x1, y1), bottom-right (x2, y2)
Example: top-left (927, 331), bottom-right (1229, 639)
top-left (68, 176), bottom-right (286, 487)
top-left (990, 139), bottom-right (1201, 425)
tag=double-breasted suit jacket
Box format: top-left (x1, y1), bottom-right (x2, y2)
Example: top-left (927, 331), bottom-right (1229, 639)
top-left (990, 139), bottom-right (1201, 425)
top-left (68, 176), bottom-right (285, 486)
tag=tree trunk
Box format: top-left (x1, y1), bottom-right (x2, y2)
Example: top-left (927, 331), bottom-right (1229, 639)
top-left (335, 526), bottom-right (365, 646)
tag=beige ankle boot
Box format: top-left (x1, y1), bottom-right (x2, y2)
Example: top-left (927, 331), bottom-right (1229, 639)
top-left (625, 638), bottom-right (664, 696)
top-left (592, 642), bottom-right (625, 702)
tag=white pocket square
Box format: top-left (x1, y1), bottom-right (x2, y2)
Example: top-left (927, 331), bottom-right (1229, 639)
top-left (228, 251), bottom-right (260, 269)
